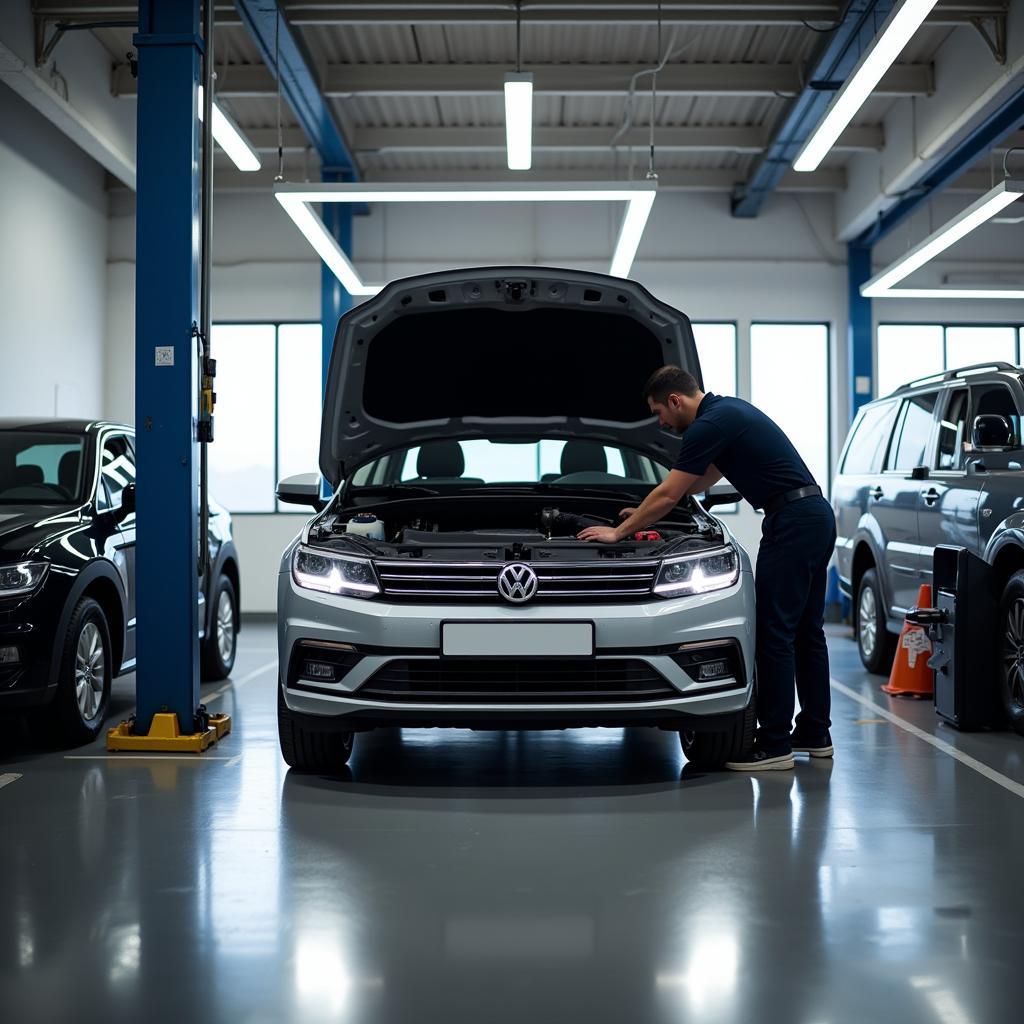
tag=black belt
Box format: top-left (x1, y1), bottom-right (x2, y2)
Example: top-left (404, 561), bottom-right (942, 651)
top-left (763, 485), bottom-right (822, 516)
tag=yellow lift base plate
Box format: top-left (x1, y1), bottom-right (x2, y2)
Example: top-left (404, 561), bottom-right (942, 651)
top-left (106, 712), bottom-right (232, 753)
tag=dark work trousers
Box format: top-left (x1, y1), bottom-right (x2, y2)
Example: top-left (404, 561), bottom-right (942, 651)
top-left (754, 495), bottom-right (838, 752)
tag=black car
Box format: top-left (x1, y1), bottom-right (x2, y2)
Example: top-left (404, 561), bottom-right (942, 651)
top-left (0, 419), bottom-right (241, 744)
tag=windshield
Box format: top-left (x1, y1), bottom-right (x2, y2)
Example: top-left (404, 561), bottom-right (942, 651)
top-left (0, 432), bottom-right (86, 505)
top-left (349, 438), bottom-right (669, 488)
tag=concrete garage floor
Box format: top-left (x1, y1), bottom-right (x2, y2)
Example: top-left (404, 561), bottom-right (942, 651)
top-left (2, 623), bottom-right (1024, 1024)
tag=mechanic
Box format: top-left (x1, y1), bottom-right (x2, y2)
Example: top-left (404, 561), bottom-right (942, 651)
top-left (577, 365), bottom-right (837, 771)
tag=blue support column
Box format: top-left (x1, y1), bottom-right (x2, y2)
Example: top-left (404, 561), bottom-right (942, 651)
top-left (321, 176), bottom-right (354, 403)
top-left (847, 244), bottom-right (874, 420)
top-left (133, 0), bottom-right (202, 732)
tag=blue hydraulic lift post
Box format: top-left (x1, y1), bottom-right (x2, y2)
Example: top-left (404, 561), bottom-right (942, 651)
top-left (321, 172), bottom-right (354, 405)
top-left (847, 243), bottom-right (874, 420)
top-left (133, 0), bottom-right (203, 732)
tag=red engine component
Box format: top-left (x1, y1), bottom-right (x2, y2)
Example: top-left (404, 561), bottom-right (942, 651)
top-left (633, 530), bottom-right (662, 541)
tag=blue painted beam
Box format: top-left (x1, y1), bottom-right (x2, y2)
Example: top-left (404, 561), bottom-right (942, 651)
top-left (848, 244), bottom-right (874, 418)
top-left (732, 0), bottom-right (891, 218)
top-left (133, 0), bottom-right (202, 732)
top-left (233, 0), bottom-right (357, 175)
top-left (854, 85), bottom-right (1024, 246)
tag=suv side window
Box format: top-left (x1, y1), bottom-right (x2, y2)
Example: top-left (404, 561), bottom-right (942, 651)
top-left (971, 383), bottom-right (1021, 444)
top-left (887, 392), bottom-right (938, 472)
top-left (96, 435), bottom-right (136, 511)
top-left (841, 401), bottom-right (898, 474)
top-left (936, 389), bottom-right (969, 470)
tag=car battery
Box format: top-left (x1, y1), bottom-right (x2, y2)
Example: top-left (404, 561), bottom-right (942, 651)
top-left (910, 545), bottom-right (999, 731)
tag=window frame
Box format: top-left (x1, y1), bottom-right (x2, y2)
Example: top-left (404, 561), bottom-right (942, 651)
top-left (211, 320), bottom-right (322, 516)
top-left (691, 320), bottom-right (740, 398)
top-left (884, 390), bottom-right (941, 474)
top-left (932, 387), bottom-right (970, 474)
top-left (839, 398), bottom-right (899, 475)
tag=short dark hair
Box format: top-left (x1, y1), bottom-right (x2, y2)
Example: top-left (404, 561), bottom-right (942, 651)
top-left (643, 365), bottom-right (700, 404)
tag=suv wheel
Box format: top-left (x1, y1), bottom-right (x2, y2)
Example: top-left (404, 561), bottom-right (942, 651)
top-left (37, 597), bottom-right (113, 746)
top-left (201, 575), bottom-right (238, 681)
top-left (277, 683), bottom-right (354, 773)
top-left (680, 702), bottom-right (755, 770)
top-left (856, 568), bottom-right (896, 675)
top-left (998, 571), bottom-right (1024, 736)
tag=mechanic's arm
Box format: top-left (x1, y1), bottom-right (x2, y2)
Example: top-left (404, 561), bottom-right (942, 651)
top-left (683, 465), bottom-right (723, 497)
top-left (577, 469), bottom-right (698, 543)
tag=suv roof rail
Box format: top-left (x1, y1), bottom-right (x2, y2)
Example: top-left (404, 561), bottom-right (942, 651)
top-left (893, 361), bottom-right (1021, 393)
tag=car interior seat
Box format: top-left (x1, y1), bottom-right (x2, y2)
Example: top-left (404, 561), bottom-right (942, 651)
top-left (411, 442), bottom-right (484, 484)
top-left (58, 451), bottom-right (81, 496)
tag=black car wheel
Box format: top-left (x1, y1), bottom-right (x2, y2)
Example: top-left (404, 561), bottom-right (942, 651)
top-left (43, 597), bottom-right (113, 746)
top-left (856, 568), bottom-right (896, 675)
top-left (680, 701), bottom-right (756, 770)
top-left (201, 575), bottom-right (238, 681)
top-left (998, 570), bottom-right (1024, 737)
top-left (277, 683), bottom-right (354, 773)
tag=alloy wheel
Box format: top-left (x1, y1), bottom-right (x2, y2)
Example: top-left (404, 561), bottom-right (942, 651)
top-left (216, 588), bottom-right (235, 664)
top-left (75, 622), bottom-right (106, 722)
top-left (1002, 597), bottom-right (1024, 711)
top-left (858, 585), bottom-right (877, 659)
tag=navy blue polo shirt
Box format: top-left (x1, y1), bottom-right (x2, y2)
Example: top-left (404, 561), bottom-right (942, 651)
top-left (672, 393), bottom-right (816, 510)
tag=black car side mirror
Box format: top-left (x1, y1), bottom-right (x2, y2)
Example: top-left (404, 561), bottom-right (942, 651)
top-left (113, 482), bottom-right (136, 524)
top-left (277, 473), bottom-right (327, 512)
top-left (702, 487), bottom-right (742, 509)
top-left (972, 414), bottom-right (1014, 450)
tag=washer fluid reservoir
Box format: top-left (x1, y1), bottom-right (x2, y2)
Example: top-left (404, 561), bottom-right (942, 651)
top-left (344, 513), bottom-right (385, 540)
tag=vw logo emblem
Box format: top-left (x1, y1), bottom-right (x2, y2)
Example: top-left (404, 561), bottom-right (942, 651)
top-left (497, 563), bottom-right (538, 603)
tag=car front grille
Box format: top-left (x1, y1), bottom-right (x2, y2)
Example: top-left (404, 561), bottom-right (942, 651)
top-left (356, 658), bottom-right (675, 703)
top-left (374, 560), bottom-right (659, 601)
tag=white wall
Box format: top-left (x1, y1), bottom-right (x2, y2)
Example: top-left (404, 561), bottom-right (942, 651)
top-left (0, 85), bottom-right (108, 418)
top-left (104, 184), bottom-right (1023, 611)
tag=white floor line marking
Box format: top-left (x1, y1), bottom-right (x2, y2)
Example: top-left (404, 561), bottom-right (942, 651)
top-left (830, 677), bottom-right (1024, 800)
top-left (0, 773), bottom-right (23, 790)
top-left (224, 754), bottom-right (243, 768)
top-left (64, 755), bottom-right (232, 761)
top-left (203, 658), bottom-right (278, 705)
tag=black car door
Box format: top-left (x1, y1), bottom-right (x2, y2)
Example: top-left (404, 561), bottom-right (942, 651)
top-left (96, 434), bottom-right (137, 666)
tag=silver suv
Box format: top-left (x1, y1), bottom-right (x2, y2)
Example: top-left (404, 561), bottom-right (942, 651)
top-left (275, 267), bottom-right (755, 773)
top-left (833, 361), bottom-right (1024, 733)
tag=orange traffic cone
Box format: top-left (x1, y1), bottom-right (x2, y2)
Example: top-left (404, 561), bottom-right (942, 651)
top-left (881, 584), bottom-right (935, 699)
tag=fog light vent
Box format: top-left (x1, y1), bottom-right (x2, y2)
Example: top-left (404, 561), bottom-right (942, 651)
top-left (0, 646), bottom-right (19, 666)
top-left (698, 659), bottom-right (729, 681)
top-left (304, 661), bottom-right (336, 681)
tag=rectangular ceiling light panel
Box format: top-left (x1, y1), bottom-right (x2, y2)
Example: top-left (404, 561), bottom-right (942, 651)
top-left (274, 182), bottom-right (658, 296)
top-left (794, 0), bottom-right (938, 173)
top-left (504, 72), bottom-right (534, 170)
top-left (861, 180), bottom-right (1023, 299)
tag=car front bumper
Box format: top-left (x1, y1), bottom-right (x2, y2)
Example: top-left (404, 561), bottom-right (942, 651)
top-left (277, 569), bottom-right (756, 731)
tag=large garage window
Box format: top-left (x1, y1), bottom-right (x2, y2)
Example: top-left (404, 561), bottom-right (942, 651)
top-left (209, 323), bottom-right (322, 513)
top-left (692, 323), bottom-right (738, 397)
top-left (877, 323), bottom-right (1022, 398)
top-left (751, 323), bottom-right (830, 489)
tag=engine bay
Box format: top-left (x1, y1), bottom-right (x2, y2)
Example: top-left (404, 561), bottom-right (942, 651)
top-left (306, 493), bottom-right (725, 561)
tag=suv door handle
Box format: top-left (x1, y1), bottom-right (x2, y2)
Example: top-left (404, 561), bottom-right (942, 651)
top-left (869, 486), bottom-right (883, 501)
top-left (922, 487), bottom-right (940, 506)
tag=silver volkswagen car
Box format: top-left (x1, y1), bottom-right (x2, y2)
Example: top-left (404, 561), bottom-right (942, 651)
top-left (276, 267), bottom-right (755, 773)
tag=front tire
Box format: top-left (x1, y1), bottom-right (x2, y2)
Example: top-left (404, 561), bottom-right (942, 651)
top-left (201, 575), bottom-right (238, 681)
top-left (41, 597), bottom-right (113, 746)
top-left (277, 683), bottom-right (354, 773)
top-left (856, 568), bottom-right (896, 675)
top-left (680, 702), bottom-right (755, 769)
top-left (997, 570), bottom-right (1024, 737)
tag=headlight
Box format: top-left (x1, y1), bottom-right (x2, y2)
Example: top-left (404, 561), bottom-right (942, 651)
top-left (653, 546), bottom-right (739, 597)
top-left (291, 545), bottom-right (379, 599)
top-left (0, 561), bottom-right (49, 598)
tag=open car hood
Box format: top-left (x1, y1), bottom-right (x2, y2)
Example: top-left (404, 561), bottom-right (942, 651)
top-left (320, 266), bottom-right (702, 488)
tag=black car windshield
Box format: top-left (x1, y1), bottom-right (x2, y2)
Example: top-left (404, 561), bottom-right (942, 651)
top-left (348, 438), bottom-right (669, 489)
top-left (0, 432), bottom-right (86, 505)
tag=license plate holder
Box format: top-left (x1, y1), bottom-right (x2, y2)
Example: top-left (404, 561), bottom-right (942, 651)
top-left (440, 620), bottom-right (595, 658)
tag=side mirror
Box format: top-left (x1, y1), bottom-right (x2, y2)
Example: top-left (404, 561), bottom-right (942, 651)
top-left (701, 483), bottom-right (742, 510)
top-left (277, 473), bottom-right (327, 512)
top-left (972, 414), bottom-right (1014, 450)
top-left (113, 482), bottom-right (136, 524)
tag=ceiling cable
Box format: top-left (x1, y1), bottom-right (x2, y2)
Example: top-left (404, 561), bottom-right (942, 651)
top-left (515, 0), bottom-right (522, 74)
top-left (648, 0), bottom-right (662, 180)
top-left (275, 10), bottom-right (284, 182)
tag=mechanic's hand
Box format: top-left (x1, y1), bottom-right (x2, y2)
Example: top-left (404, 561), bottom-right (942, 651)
top-left (618, 507), bottom-right (637, 520)
top-left (577, 526), bottom-right (620, 543)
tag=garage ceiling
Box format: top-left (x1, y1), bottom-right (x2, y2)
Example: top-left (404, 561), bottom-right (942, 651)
top-left (36, 1), bottom-right (1014, 191)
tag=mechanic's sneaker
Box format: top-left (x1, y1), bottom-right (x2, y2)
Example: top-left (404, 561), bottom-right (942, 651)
top-left (790, 729), bottom-right (834, 759)
top-left (725, 746), bottom-right (795, 772)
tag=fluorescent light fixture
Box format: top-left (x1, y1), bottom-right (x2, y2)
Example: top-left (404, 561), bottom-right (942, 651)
top-left (504, 72), bottom-right (534, 170)
top-left (198, 85), bottom-right (261, 172)
top-left (861, 180), bottom-right (1023, 299)
top-left (794, 0), bottom-right (938, 172)
top-left (274, 181), bottom-right (658, 296)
